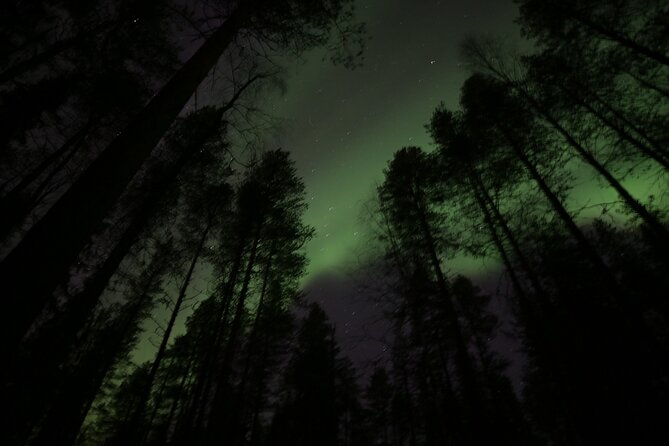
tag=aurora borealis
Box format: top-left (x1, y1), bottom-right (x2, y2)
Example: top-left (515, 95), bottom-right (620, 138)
top-left (267, 0), bottom-right (522, 284)
top-left (269, 0), bottom-right (666, 288)
top-left (264, 0), bottom-right (668, 366)
top-left (5, 0), bottom-right (669, 442)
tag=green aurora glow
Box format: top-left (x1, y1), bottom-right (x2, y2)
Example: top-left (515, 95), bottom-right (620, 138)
top-left (134, 0), bottom-right (667, 364)
top-left (267, 0), bottom-right (524, 283)
top-left (267, 0), bottom-right (667, 285)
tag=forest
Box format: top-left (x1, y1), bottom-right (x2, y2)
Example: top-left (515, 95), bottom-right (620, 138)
top-left (1, 0), bottom-right (668, 445)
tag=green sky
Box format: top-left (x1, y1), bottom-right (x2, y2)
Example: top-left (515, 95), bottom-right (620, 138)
top-left (265, 0), bottom-right (523, 283)
top-left (134, 0), bottom-right (667, 366)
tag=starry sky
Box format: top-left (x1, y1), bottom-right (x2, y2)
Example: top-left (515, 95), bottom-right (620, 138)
top-left (267, 0), bottom-right (522, 282)
top-left (258, 0), bottom-right (666, 370)
top-left (137, 0), bottom-right (524, 368)
top-left (134, 0), bottom-right (666, 375)
top-left (259, 0), bottom-right (524, 367)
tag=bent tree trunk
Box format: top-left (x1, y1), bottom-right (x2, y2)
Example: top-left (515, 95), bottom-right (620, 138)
top-left (0, 7), bottom-right (247, 356)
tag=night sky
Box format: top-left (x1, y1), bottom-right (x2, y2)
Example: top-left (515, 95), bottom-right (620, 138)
top-left (137, 0), bottom-right (664, 372)
top-left (269, 0), bottom-right (521, 284)
top-left (262, 0), bottom-right (523, 369)
top-left (256, 0), bottom-right (665, 371)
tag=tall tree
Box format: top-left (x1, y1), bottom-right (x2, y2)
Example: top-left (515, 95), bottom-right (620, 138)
top-left (0, 0), bottom-right (364, 359)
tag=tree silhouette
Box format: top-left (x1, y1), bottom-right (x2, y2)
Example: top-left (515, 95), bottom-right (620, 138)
top-left (0, 0), bottom-right (364, 361)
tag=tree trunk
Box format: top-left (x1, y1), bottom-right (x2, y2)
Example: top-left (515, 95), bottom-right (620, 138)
top-left (472, 182), bottom-right (529, 302)
top-left (0, 6), bottom-right (248, 356)
top-left (203, 225), bottom-right (262, 443)
top-left (119, 223), bottom-right (211, 445)
top-left (411, 186), bottom-right (489, 443)
top-left (624, 69), bottom-right (669, 100)
top-left (0, 21), bottom-right (115, 85)
top-left (174, 230), bottom-right (251, 442)
top-left (0, 121), bottom-right (91, 240)
top-left (500, 127), bottom-right (615, 281)
top-left (469, 169), bottom-right (548, 299)
top-left (585, 88), bottom-right (667, 157)
top-left (476, 55), bottom-right (669, 243)
top-left (571, 93), bottom-right (669, 170)
top-left (27, 282), bottom-right (159, 446)
top-left (567, 9), bottom-right (669, 68)
top-left (522, 91), bottom-right (669, 244)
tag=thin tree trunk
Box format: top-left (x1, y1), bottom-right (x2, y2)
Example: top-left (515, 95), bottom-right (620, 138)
top-left (411, 186), bottom-right (489, 443)
top-left (0, 121), bottom-right (90, 237)
top-left (144, 360), bottom-right (173, 442)
top-left (470, 177), bottom-right (589, 444)
top-left (469, 169), bottom-right (548, 299)
top-left (500, 127), bottom-right (615, 280)
top-left (572, 93), bottom-right (669, 170)
top-left (0, 6), bottom-right (248, 356)
top-left (174, 233), bottom-right (250, 442)
top-left (162, 366), bottom-right (193, 444)
top-left (586, 89), bottom-right (667, 156)
top-left (237, 243), bottom-right (275, 414)
top-left (121, 223), bottom-right (211, 445)
top-left (521, 91), bottom-right (669, 244)
top-left (473, 53), bottom-right (669, 242)
top-left (204, 225), bottom-right (262, 443)
top-left (624, 70), bottom-right (669, 100)
top-left (472, 183), bottom-right (529, 303)
top-left (568, 10), bottom-right (669, 68)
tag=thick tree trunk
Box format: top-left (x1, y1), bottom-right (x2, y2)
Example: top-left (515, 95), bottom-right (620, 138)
top-left (0, 7), bottom-right (247, 356)
top-left (26, 283), bottom-right (159, 446)
top-left (3, 106), bottom-right (227, 397)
